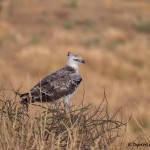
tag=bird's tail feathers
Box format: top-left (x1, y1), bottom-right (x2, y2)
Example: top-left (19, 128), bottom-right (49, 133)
top-left (20, 93), bottom-right (29, 105)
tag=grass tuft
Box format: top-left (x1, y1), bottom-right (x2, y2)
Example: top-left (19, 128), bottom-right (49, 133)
top-left (31, 35), bottom-right (42, 45)
top-left (63, 21), bottom-right (76, 30)
top-left (133, 21), bottom-right (150, 33)
top-left (84, 37), bottom-right (100, 48)
top-left (65, 0), bottom-right (78, 9)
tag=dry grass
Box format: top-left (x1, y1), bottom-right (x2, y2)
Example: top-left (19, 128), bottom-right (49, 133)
top-left (0, 85), bottom-right (126, 150)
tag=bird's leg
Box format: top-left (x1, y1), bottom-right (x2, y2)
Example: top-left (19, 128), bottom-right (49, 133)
top-left (63, 96), bottom-right (70, 114)
top-left (54, 99), bottom-right (60, 114)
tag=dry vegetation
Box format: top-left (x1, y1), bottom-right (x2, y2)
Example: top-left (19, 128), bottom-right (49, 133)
top-left (0, 0), bottom-right (150, 149)
top-left (0, 85), bottom-right (126, 150)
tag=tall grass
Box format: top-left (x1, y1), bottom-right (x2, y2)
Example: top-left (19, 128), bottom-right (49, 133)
top-left (0, 84), bottom-right (126, 149)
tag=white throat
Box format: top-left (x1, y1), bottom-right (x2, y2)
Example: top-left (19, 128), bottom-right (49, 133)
top-left (67, 59), bottom-right (79, 73)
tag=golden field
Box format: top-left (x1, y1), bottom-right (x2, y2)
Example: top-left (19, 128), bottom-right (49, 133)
top-left (0, 0), bottom-right (150, 149)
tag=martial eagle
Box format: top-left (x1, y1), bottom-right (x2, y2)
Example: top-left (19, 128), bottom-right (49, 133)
top-left (20, 52), bottom-right (85, 108)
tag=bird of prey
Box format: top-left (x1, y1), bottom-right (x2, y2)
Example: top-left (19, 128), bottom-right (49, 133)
top-left (20, 52), bottom-right (85, 109)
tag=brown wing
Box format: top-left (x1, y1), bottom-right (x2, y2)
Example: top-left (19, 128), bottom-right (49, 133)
top-left (29, 74), bottom-right (82, 103)
top-left (20, 66), bottom-right (82, 104)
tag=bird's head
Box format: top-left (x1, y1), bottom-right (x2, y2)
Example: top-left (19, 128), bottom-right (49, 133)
top-left (66, 52), bottom-right (85, 70)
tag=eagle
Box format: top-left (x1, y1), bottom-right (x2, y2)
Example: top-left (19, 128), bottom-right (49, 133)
top-left (20, 52), bottom-right (85, 109)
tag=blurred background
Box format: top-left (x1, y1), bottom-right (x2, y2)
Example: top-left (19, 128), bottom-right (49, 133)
top-left (0, 0), bottom-right (150, 138)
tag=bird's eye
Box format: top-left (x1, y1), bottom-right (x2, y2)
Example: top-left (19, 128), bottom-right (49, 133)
top-left (74, 59), bottom-right (79, 62)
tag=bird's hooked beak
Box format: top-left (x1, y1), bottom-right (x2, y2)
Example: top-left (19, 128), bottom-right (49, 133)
top-left (80, 59), bottom-right (85, 64)
top-left (74, 58), bottom-right (85, 64)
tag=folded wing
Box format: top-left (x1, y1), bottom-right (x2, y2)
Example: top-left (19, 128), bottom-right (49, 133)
top-left (20, 66), bottom-right (82, 104)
